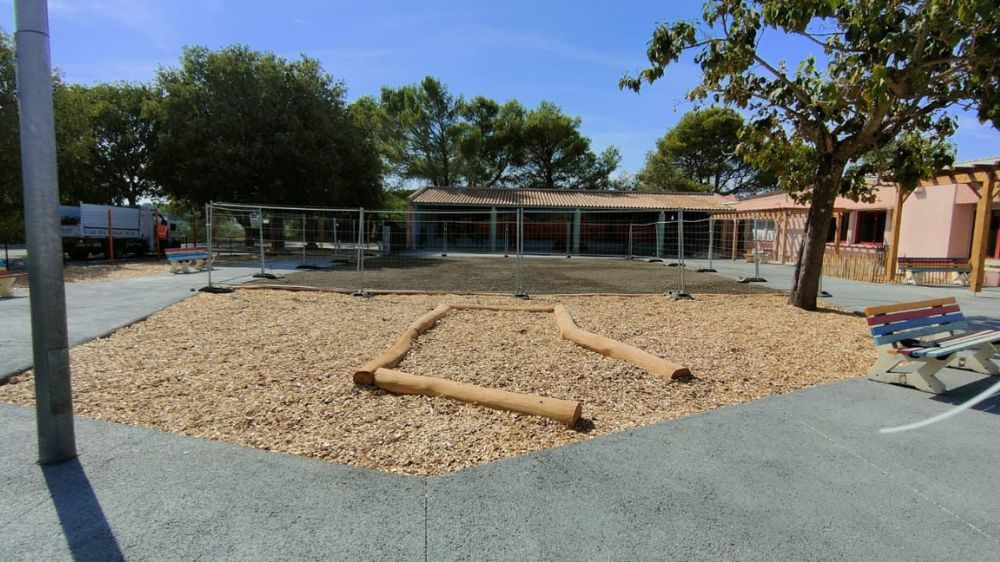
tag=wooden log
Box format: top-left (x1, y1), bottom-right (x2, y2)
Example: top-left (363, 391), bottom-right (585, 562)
top-left (448, 303), bottom-right (556, 313)
top-left (552, 304), bottom-right (691, 379)
top-left (373, 368), bottom-right (583, 427)
top-left (354, 304), bottom-right (452, 385)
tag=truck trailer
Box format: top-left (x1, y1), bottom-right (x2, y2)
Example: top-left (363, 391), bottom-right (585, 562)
top-left (60, 203), bottom-right (178, 260)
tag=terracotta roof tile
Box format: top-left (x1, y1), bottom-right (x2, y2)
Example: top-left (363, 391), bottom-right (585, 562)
top-left (408, 187), bottom-right (731, 211)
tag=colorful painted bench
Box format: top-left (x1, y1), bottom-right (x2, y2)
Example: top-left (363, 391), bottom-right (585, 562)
top-left (897, 257), bottom-right (971, 286)
top-left (865, 297), bottom-right (1000, 394)
top-left (165, 247), bottom-right (210, 274)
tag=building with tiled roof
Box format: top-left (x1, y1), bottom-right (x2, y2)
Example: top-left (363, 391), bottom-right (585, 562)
top-left (404, 187), bottom-right (731, 257)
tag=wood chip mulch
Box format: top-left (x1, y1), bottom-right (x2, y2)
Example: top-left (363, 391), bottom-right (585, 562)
top-left (0, 290), bottom-right (875, 475)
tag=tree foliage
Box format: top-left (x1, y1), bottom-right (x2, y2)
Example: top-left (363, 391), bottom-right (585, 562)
top-left (375, 77), bottom-right (464, 187)
top-left (622, 0), bottom-right (1000, 309)
top-left (152, 45), bottom-right (382, 207)
top-left (0, 29), bottom-right (21, 242)
top-left (360, 77), bottom-right (619, 189)
top-left (518, 101), bottom-right (621, 189)
top-left (457, 96), bottom-right (526, 187)
top-left (638, 107), bottom-right (774, 193)
top-left (88, 82), bottom-right (160, 205)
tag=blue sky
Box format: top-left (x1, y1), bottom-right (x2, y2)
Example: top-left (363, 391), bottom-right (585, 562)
top-left (2, 0), bottom-right (998, 174)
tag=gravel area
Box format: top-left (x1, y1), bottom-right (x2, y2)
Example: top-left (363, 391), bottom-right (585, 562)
top-left (255, 255), bottom-right (777, 295)
top-left (0, 289), bottom-right (874, 475)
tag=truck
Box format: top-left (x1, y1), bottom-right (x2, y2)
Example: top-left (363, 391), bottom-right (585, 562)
top-left (60, 203), bottom-right (179, 260)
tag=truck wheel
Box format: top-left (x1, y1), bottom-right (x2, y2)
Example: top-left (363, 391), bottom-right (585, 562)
top-left (69, 248), bottom-right (89, 261)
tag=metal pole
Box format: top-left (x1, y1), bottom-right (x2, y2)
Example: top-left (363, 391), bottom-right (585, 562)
top-left (566, 221), bottom-right (571, 257)
top-left (678, 210), bottom-right (685, 293)
top-left (628, 224), bottom-right (633, 259)
top-left (107, 208), bottom-right (114, 264)
top-left (442, 220), bottom-right (448, 256)
top-left (754, 220), bottom-right (761, 279)
top-left (708, 217), bottom-right (714, 269)
top-left (153, 208), bottom-right (161, 260)
top-left (205, 203), bottom-right (213, 287)
top-left (357, 208), bottom-right (366, 293)
top-left (515, 208), bottom-right (527, 298)
top-left (15, 0), bottom-right (76, 463)
top-left (258, 208), bottom-right (266, 276)
top-left (301, 213), bottom-right (306, 264)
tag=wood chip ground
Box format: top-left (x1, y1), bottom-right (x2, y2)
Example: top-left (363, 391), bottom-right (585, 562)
top-left (0, 290), bottom-right (875, 475)
top-left (14, 262), bottom-right (167, 287)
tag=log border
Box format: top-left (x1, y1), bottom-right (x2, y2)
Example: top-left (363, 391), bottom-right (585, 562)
top-left (353, 302), bottom-right (692, 426)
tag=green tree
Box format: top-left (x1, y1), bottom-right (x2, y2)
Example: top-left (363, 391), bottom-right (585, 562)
top-left (457, 97), bottom-right (526, 186)
top-left (622, 0), bottom-right (999, 309)
top-left (518, 102), bottom-right (620, 189)
top-left (1, 30), bottom-right (106, 242)
top-left (0, 29), bottom-right (22, 242)
top-left (638, 107), bottom-right (774, 193)
top-left (151, 45), bottom-right (381, 208)
top-left (89, 82), bottom-right (160, 205)
top-left (373, 76), bottom-right (465, 186)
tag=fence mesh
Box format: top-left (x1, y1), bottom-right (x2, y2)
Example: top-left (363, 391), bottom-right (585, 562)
top-left (204, 202), bottom-right (994, 295)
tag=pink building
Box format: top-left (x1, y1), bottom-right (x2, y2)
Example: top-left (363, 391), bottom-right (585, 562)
top-left (722, 157), bottom-right (1000, 290)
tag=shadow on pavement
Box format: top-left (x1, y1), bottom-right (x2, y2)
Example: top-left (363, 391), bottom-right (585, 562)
top-left (41, 458), bottom-right (125, 562)
top-left (965, 315), bottom-right (1000, 331)
top-left (932, 375), bottom-right (1000, 414)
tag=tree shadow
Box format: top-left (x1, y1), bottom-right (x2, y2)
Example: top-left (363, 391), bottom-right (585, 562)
top-left (41, 457), bottom-right (125, 562)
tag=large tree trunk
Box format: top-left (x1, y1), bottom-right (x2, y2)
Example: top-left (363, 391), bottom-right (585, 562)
top-left (789, 158), bottom-right (844, 310)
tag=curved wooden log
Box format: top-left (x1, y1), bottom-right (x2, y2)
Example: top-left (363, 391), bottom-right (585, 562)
top-left (553, 304), bottom-right (690, 379)
top-left (373, 368), bottom-right (582, 426)
top-left (353, 304), bottom-right (452, 385)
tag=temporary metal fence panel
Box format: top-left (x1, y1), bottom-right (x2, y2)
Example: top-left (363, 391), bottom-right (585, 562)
top-left (205, 202), bottom-right (742, 296)
top-left (359, 209), bottom-right (520, 294)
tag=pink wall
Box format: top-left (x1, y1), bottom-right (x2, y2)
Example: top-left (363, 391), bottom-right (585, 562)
top-left (897, 184), bottom-right (958, 258)
top-left (948, 204), bottom-right (975, 257)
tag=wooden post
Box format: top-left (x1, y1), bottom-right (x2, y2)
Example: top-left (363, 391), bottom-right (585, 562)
top-left (731, 218), bottom-right (739, 260)
top-left (778, 211), bottom-right (789, 263)
top-left (884, 186), bottom-right (906, 283)
top-left (969, 174), bottom-right (997, 293)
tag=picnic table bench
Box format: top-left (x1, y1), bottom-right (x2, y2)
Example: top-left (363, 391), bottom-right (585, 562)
top-left (865, 297), bottom-right (1000, 394)
top-left (165, 247), bottom-right (210, 274)
top-left (897, 257), bottom-right (971, 286)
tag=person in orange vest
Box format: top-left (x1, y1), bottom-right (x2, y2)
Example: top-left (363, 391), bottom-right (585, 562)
top-left (157, 218), bottom-right (170, 257)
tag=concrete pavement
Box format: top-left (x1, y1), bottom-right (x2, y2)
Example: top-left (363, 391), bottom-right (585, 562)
top-left (2, 367), bottom-right (998, 561)
top-left (685, 258), bottom-right (1000, 329)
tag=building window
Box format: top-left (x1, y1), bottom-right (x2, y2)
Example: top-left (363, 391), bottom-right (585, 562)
top-left (826, 215), bottom-right (849, 243)
top-left (856, 211), bottom-right (886, 244)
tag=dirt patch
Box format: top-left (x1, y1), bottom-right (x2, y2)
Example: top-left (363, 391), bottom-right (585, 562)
top-left (0, 290), bottom-right (874, 475)
top-left (252, 255), bottom-right (776, 295)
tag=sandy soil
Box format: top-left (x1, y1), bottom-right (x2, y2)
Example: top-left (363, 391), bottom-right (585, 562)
top-left (252, 255), bottom-right (777, 295)
top-left (0, 289), bottom-right (874, 475)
